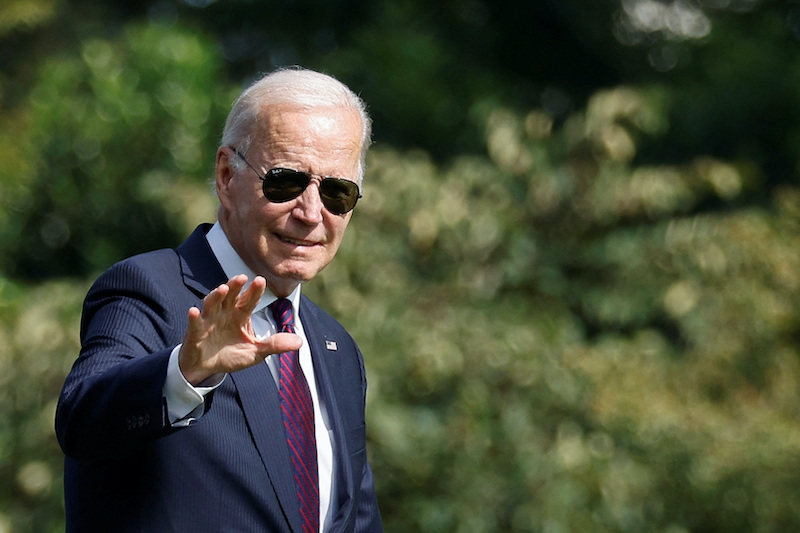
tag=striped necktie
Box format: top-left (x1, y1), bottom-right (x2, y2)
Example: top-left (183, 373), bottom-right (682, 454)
top-left (270, 298), bottom-right (320, 533)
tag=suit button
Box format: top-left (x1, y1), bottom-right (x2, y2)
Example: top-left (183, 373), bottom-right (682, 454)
top-left (125, 413), bottom-right (150, 430)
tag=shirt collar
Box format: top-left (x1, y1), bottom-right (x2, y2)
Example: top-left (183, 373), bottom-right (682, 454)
top-left (205, 221), bottom-right (301, 314)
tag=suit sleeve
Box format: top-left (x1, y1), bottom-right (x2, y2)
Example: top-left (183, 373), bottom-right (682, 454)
top-left (55, 252), bottom-right (192, 460)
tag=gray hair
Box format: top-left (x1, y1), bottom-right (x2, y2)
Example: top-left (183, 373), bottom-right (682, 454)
top-left (221, 66), bottom-right (372, 183)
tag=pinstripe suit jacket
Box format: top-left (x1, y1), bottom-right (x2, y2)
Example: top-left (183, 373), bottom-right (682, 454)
top-left (56, 224), bottom-right (382, 533)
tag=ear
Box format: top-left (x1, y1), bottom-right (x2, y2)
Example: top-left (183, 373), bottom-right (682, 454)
top-left (215, 146), bottom-right (236, 211)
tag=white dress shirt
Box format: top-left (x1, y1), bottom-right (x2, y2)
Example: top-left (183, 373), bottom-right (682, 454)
top-left (162, 222), bottom-right (336, 532)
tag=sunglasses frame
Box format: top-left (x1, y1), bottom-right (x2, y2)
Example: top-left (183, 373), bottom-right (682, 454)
top-left (229, 147), bottom-right (362, 215)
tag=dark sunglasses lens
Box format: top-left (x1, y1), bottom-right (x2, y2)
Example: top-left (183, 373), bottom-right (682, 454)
top-left (319, 179), bottom-right (360, 214)
top-left (262, 169), bottom-right (309, 202)
top-left (262, 168), bottom-right (360, 214)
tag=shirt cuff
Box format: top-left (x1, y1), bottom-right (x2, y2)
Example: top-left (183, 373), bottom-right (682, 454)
top-left (163, 344), bottom-right (226, 426)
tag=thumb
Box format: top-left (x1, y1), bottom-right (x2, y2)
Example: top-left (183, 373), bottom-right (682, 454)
top-left (258, 332), bottom-right (303, 356)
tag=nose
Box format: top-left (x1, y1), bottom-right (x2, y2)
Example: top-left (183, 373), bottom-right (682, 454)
top-left (291, 178), bottom-right (324, 224)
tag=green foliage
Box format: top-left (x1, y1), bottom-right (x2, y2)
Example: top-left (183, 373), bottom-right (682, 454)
top-left (2, 1), bottom-right (800, 532)
top-left (0, 277), bottom-right (85, 533)
top-left (304, 87), bottom-right (800, 531)
top-left (0, 0), bottom-right (57, 34)
top-left (0, 21), bottom-right (226, 280)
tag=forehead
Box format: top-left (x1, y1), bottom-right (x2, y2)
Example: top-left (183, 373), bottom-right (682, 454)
top-left (252, 105), bottom-right (362, 167)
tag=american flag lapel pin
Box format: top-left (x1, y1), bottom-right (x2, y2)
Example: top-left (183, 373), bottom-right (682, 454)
top-left (325, 340), bottom-right (338, 351)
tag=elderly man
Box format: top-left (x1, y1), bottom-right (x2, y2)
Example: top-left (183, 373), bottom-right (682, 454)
top-left (56, 67), bottom-right (383, 533)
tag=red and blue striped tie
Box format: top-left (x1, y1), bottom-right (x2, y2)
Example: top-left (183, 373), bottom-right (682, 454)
top-left (270, 298), bottom-right (319, 533)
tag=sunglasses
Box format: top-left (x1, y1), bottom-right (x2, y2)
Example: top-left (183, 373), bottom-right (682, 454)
top-left (230, 147), bottom-right (362, 215)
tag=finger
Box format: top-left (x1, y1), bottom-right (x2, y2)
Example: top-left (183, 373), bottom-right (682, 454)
top-left (257, 332), bottom-right (303, 357)
top-left (186, 306), bottom-right (202, 335)
top-left (201, 283), bottom-right (231, 318)
top-left (184, 306), bottom-right (205, 348)
top-left (238, 276), bottom-right (267, 314)
top-left (221, 274), bottom-right (248, 310)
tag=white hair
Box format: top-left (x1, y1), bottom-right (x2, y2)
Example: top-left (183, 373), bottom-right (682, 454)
top-left (221, 66), bottom-right (372, 183)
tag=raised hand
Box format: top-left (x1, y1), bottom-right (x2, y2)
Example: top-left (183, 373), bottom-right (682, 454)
top-left (178, 274), bottom-right (303, 386)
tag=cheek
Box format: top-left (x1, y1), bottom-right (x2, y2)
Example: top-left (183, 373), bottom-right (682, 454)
top-left (235, 193), bottom-right (275, 226)
top-left (326, 221), bottom-right (350, 251)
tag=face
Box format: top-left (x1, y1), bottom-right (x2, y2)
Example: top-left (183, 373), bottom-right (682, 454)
top-left (216, 104), bottom-right (363, 297)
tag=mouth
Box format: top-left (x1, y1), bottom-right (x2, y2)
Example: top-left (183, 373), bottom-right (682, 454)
top-left (276, 233), bottom-right (318, 247)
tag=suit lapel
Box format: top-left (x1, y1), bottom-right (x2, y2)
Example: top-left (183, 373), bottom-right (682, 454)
top-left (177, 224), bottom-right (226, 298)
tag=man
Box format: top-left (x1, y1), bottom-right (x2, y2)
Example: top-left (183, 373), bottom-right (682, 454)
top-left (55, 67), bottom-right (383, 533)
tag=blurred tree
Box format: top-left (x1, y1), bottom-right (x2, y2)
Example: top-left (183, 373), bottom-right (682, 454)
top-left (1, 0), bottom-right (800, 532)
top-left (0, 278), bottom-right (85, 533)
top-left (306, 85), bottom-right (800, 531)
top-left (0, 0), bottom-right (57, 34)
top-left (1, 21), bottom-right (229, 279)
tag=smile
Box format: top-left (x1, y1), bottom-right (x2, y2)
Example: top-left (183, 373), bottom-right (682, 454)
top-left (277, 234), bottom-right (317, 246)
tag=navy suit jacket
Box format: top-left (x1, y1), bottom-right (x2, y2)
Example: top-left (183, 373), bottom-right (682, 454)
top-left (56, 224), bottom-right (382, 533)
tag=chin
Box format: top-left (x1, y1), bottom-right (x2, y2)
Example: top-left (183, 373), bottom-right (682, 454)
top-left (271, 263), bottom-right (322, 286)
